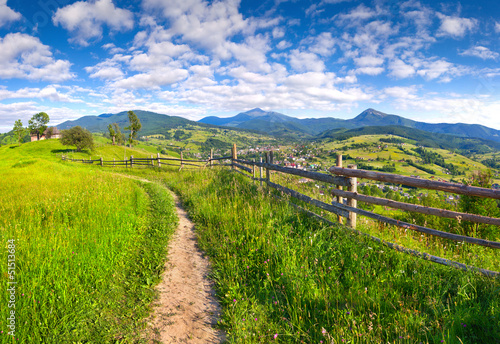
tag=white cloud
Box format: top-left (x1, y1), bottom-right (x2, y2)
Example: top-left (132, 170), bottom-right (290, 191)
top-left (276, 40), bottom-right (292, 50)
top-left (0, 33), bottom-right (74, 82)
top-left (0, 0), bottom-right (21, 27)
top-left (437, 13), bottom-right (476, 38)
top-left (308, 32), bottom-right (336, 57)
top-left (416, 59), bottom-right (453, 81)
top-left (496, 22), bottom-right (500, 33)
top-left (355, 67), bottom-right (384, 75)
top-left (272, 27), bottom-right (285, 39)
top-left (336, 4), bottom-right (379, 23)
top-left (388, 59), bottom-right (415, 78)
top-left (460, 46), bottom-right (499, 60)
top-left (53, 0), bottom-right (134, 46)
top-left (143, 0), bottom-right (247, 56)
top-left (288, 50), bottom-right (325, 72)
top-left (354, 55), bottom-right (384, 67)
top-left (112, 68), bottom-right (189, 89)
top-left (384, 86), bottom-right (418, 99)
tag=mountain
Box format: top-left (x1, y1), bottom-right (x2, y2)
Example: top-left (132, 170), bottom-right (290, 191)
top-left (199, 108), bottom-right (500, 142)
top-left (57, 110), bottom-right (199, 136)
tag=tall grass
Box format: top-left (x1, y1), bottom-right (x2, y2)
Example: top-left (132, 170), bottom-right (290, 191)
top-left (0, 141), bottom-right (177, 343)
top-left (132, 167), bottom-right (499, 343)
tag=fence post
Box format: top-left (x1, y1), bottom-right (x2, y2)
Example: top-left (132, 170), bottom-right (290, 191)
top-left (157, 153), bottom-right (161, 168)
top-left (252, 158), bottom-right (255, 184)
top-left (347, 164), bottom-right (357, 228)
top-left (259, 157), bottom-right (263, 187)
top-left (232, 144), bottom-right (237, 169)
top-left (130, 155), bottom-right (134, 167)
top-left (265, 152), bottom-right (270, 185)
top-left (336, 154), bottom-right (343, 225)
top-left (100, 157), bottom-right (103, 166)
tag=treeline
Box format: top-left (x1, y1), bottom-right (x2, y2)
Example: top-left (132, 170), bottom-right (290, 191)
top-left (413, 147), bottom-right (463, 175)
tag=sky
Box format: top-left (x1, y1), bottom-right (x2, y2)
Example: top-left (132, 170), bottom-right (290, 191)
top-left (0, 0), bottom-right (499, 133)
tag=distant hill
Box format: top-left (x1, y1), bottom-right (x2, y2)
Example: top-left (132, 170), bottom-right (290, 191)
top-left (318, 125), bottom-right (500, 155)
top-left (199, 108), bottom-right (500, 142)
top-left (57, 110), bottom-right (193, 135)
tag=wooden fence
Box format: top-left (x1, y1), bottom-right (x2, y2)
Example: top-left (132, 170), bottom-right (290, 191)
top-left (61, 149), bottom-right (232, 169)
top-left (62, 144), bottom-right (500, 277)
top-left (228, 145), bottom-right (500, 278)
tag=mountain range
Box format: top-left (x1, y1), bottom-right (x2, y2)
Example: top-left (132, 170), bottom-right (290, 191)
top-left (199, 108), bottom-right (500, 142)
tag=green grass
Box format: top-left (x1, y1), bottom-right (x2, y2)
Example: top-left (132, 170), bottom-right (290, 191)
top-left (0, 140), bottom-right (177, 343)
top-left (126, 167), bottom-right (499, 344)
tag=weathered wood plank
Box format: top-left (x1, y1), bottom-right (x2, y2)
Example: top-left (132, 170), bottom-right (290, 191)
top-left (329, 166), bottom-right (500, 199)
top-left (330, 188), bottom-right (500, 226)
top-left (329, 200), bottom-right (500, 248)
top-left (232, 162), bottom-right (252, 173)
top-left (268, 181), bottom-right (349, 218)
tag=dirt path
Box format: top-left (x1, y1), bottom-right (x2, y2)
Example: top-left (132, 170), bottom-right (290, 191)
top-left (147, 191), bottom-right (226, 344)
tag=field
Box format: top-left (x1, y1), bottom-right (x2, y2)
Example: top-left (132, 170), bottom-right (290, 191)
top-left (0, 140), bottom-right (177, 343)
top-left (0, 136), bottom-right (499, 343)
top-left (128, 166), bottom-right (500, 343)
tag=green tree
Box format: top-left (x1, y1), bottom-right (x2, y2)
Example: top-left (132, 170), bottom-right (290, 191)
top-left (174, 129), bottom-right (185, 141)
top-left (60, 126), bottom-right (95, 152)
top-left (459, 170), bottom-right (500, 239)
top-left (13, 119), bottom-right (27, 144)
top-left (28, 112), bottom-right (50, 140)
top-left (125, 111), bottom-right (142, 146)
top-left (108, 123), bottom-right (123, 145)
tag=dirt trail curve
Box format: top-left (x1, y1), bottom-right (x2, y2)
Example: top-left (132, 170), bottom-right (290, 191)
top-left (113, 174), bottom-right (226, 343)
top-left (147, 189), bottom-right (226, 343)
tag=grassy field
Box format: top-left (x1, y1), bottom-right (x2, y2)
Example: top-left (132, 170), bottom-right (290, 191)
top-left (0, 140), bottom-right (177, 343)
top-left (125, 166), bottom-right (499, 344)
top-left (1, 136), bottom-right (499, 343)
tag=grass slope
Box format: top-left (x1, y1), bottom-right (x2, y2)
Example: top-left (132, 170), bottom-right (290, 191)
top-left (127, 167), bottom-right (499, 344)
top-left (0, 140), bottom-right (177, 343)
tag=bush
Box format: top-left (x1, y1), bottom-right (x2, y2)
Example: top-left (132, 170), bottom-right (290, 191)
top-left (60, 126), bottom-right (95, 152)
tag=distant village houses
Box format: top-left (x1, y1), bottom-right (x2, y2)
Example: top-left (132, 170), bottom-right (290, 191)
top-left (31, 127), bottom-right (61, 142)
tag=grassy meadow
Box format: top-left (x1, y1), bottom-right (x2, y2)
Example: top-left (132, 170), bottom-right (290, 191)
top-left (0, 140), bottom-right (177, 343)
top-left (126, 166), bottom-right (499, 344)
top-left (1, 135), bottom-right (499, 343)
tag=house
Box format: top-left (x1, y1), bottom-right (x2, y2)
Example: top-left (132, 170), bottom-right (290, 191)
top-left (31, 127), bottom-right (61, 142)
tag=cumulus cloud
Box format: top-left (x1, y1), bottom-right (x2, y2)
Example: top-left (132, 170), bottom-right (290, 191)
top-left (437, 13), bottom-right (476, 38)
top-left (112, 68), bottom-right (189, 89)
top-left (0, 33), bottom-right (74, 82)
top-left (460, 46), bottom-right (499, 60)
top-left (288, 50), bottom-right (325, 72)
top-left (143, 0), bottom-right (247, 55)
top-left (0, 0), bottom-right (21, 27)
top-left (53, 0), bottom-right (134, 46)
top-left (388, 59), bottom-right (415, 79)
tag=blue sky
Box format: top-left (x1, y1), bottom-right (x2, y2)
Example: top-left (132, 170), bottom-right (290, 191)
top-left (0, 0), bottom-right (499, 133)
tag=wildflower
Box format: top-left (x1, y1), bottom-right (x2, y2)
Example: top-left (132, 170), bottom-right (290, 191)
top-left (233, 299), bottom-right (237, 302)
top-left (274, 334), bottom-right (278, 339)
top-left (255, 318), bottom-right (258, 321)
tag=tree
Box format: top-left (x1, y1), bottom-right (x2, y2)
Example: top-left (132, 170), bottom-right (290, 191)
top-left (13, 119), bottom-right (27, 144)
top-left (60, 126), bottom-right (95, 152)
top-left (108, 123), bottom-right (123, 145)
top-left (125, 111), bottom-right (141, 146)
top-left (28, 112), bottom-right (50, 140)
